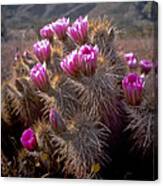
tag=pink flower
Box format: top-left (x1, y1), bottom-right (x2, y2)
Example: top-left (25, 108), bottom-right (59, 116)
top-left (51, 17), bottom-right (69, 40)
top-left (60, 44), bottom-right (99, 76)
top-left (124, 52), bottom-right (137, 69)
top-left (67, 16), bottom-right (88, 45)
top-left (20, 128), bottom-right (37, 151)
top-left (49, 108), bottom-right (65, 130)
top-left (124, 52), bottom-right (136, 61)
top-left (40, 24), bottom-right (54, 39)
top-left (30, 63), bottom-right (49, 90)
top-left (33, 39), bottom-right (51, 62)
top-left (122, 73), bottom-right (144, 105)
top-left (60, 49), bottom-right (80, 76)
top-left (78, 44), bottom-right (99, 75)
top-left (139, 59), bottom-right (153, 74)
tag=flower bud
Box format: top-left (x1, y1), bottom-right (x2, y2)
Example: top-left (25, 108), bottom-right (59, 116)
top-left (67, 16), bottom-right (88, 45)
top-left (14, 51), bottom-right (21, 62)
top-left (124, 52), bottom-right (137, 69)
top-left (33, 39), bottom-right (51, 62)
top-left (30, 62), bottom-right (49, 90)
top-left (49, 108), bottom-right (66, 131)
top-left (52, 17), bottom-right (69, 40)
top-left (20, 128), bottom-right (37, 151)
top-left (60, 49), bottom-right (80, 76)
top-left (139, 59), bottom-right (153, 74)
top-left (122, 72), bottom-right (144, 105)
top-left (78, 44), bottom-right (99, 76)
top-left (40, 24), bottom-right (54, 39)
top-left (23, 50), bottom-right (31, 59)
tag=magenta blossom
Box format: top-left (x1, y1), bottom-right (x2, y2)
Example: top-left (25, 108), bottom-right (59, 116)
top-left (124, 52), bottom-right (137, 69)
top-left (67, 16), bottom-right (88, 45)
top-left (52, 17), bottom-right (70, 40)
top-left (33, 39), bottom-right (51, 62)
top-left (49, 108), bottom-right (65, 130)
top-left (60, 49), bottom-right (80, 76)
top-left (122, 72), bottom-right (144, 105)
top-left (20, 128), bottom-right (37, 151)
top-left (40, 24), bottom-right (54, 39)
top-left (30, 63), bottom-right (49, 90)
top-left (124, 52), bottom-right (136, 61)
top-left (60, 44), bottom-right (99, 76)
top-left (139, 59), bottom-right (153, 74)
top-left (78, 44), bottom-right (99, 75)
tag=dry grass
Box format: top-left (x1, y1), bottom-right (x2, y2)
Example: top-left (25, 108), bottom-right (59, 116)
top-left (115, 36), bottom-right (155, 61)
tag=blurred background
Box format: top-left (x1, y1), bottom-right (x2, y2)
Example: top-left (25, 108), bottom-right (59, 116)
top-left (1, 1), bottom-right (158, 81)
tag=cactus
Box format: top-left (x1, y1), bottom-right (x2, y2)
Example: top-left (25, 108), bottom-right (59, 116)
top-left (122, 53), bottom-right (157, 155)
top-left (1, 16), bottom-right (156, 179)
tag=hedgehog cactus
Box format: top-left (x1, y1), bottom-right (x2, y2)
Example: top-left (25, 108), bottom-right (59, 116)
top-left (122, 53), bottom-right (156, 157)
top-left (1, 15), bottom-right (157, 179)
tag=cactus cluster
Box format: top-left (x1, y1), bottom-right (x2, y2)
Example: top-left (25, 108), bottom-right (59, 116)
top-left (1, 16), bottom-right (157, 179)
